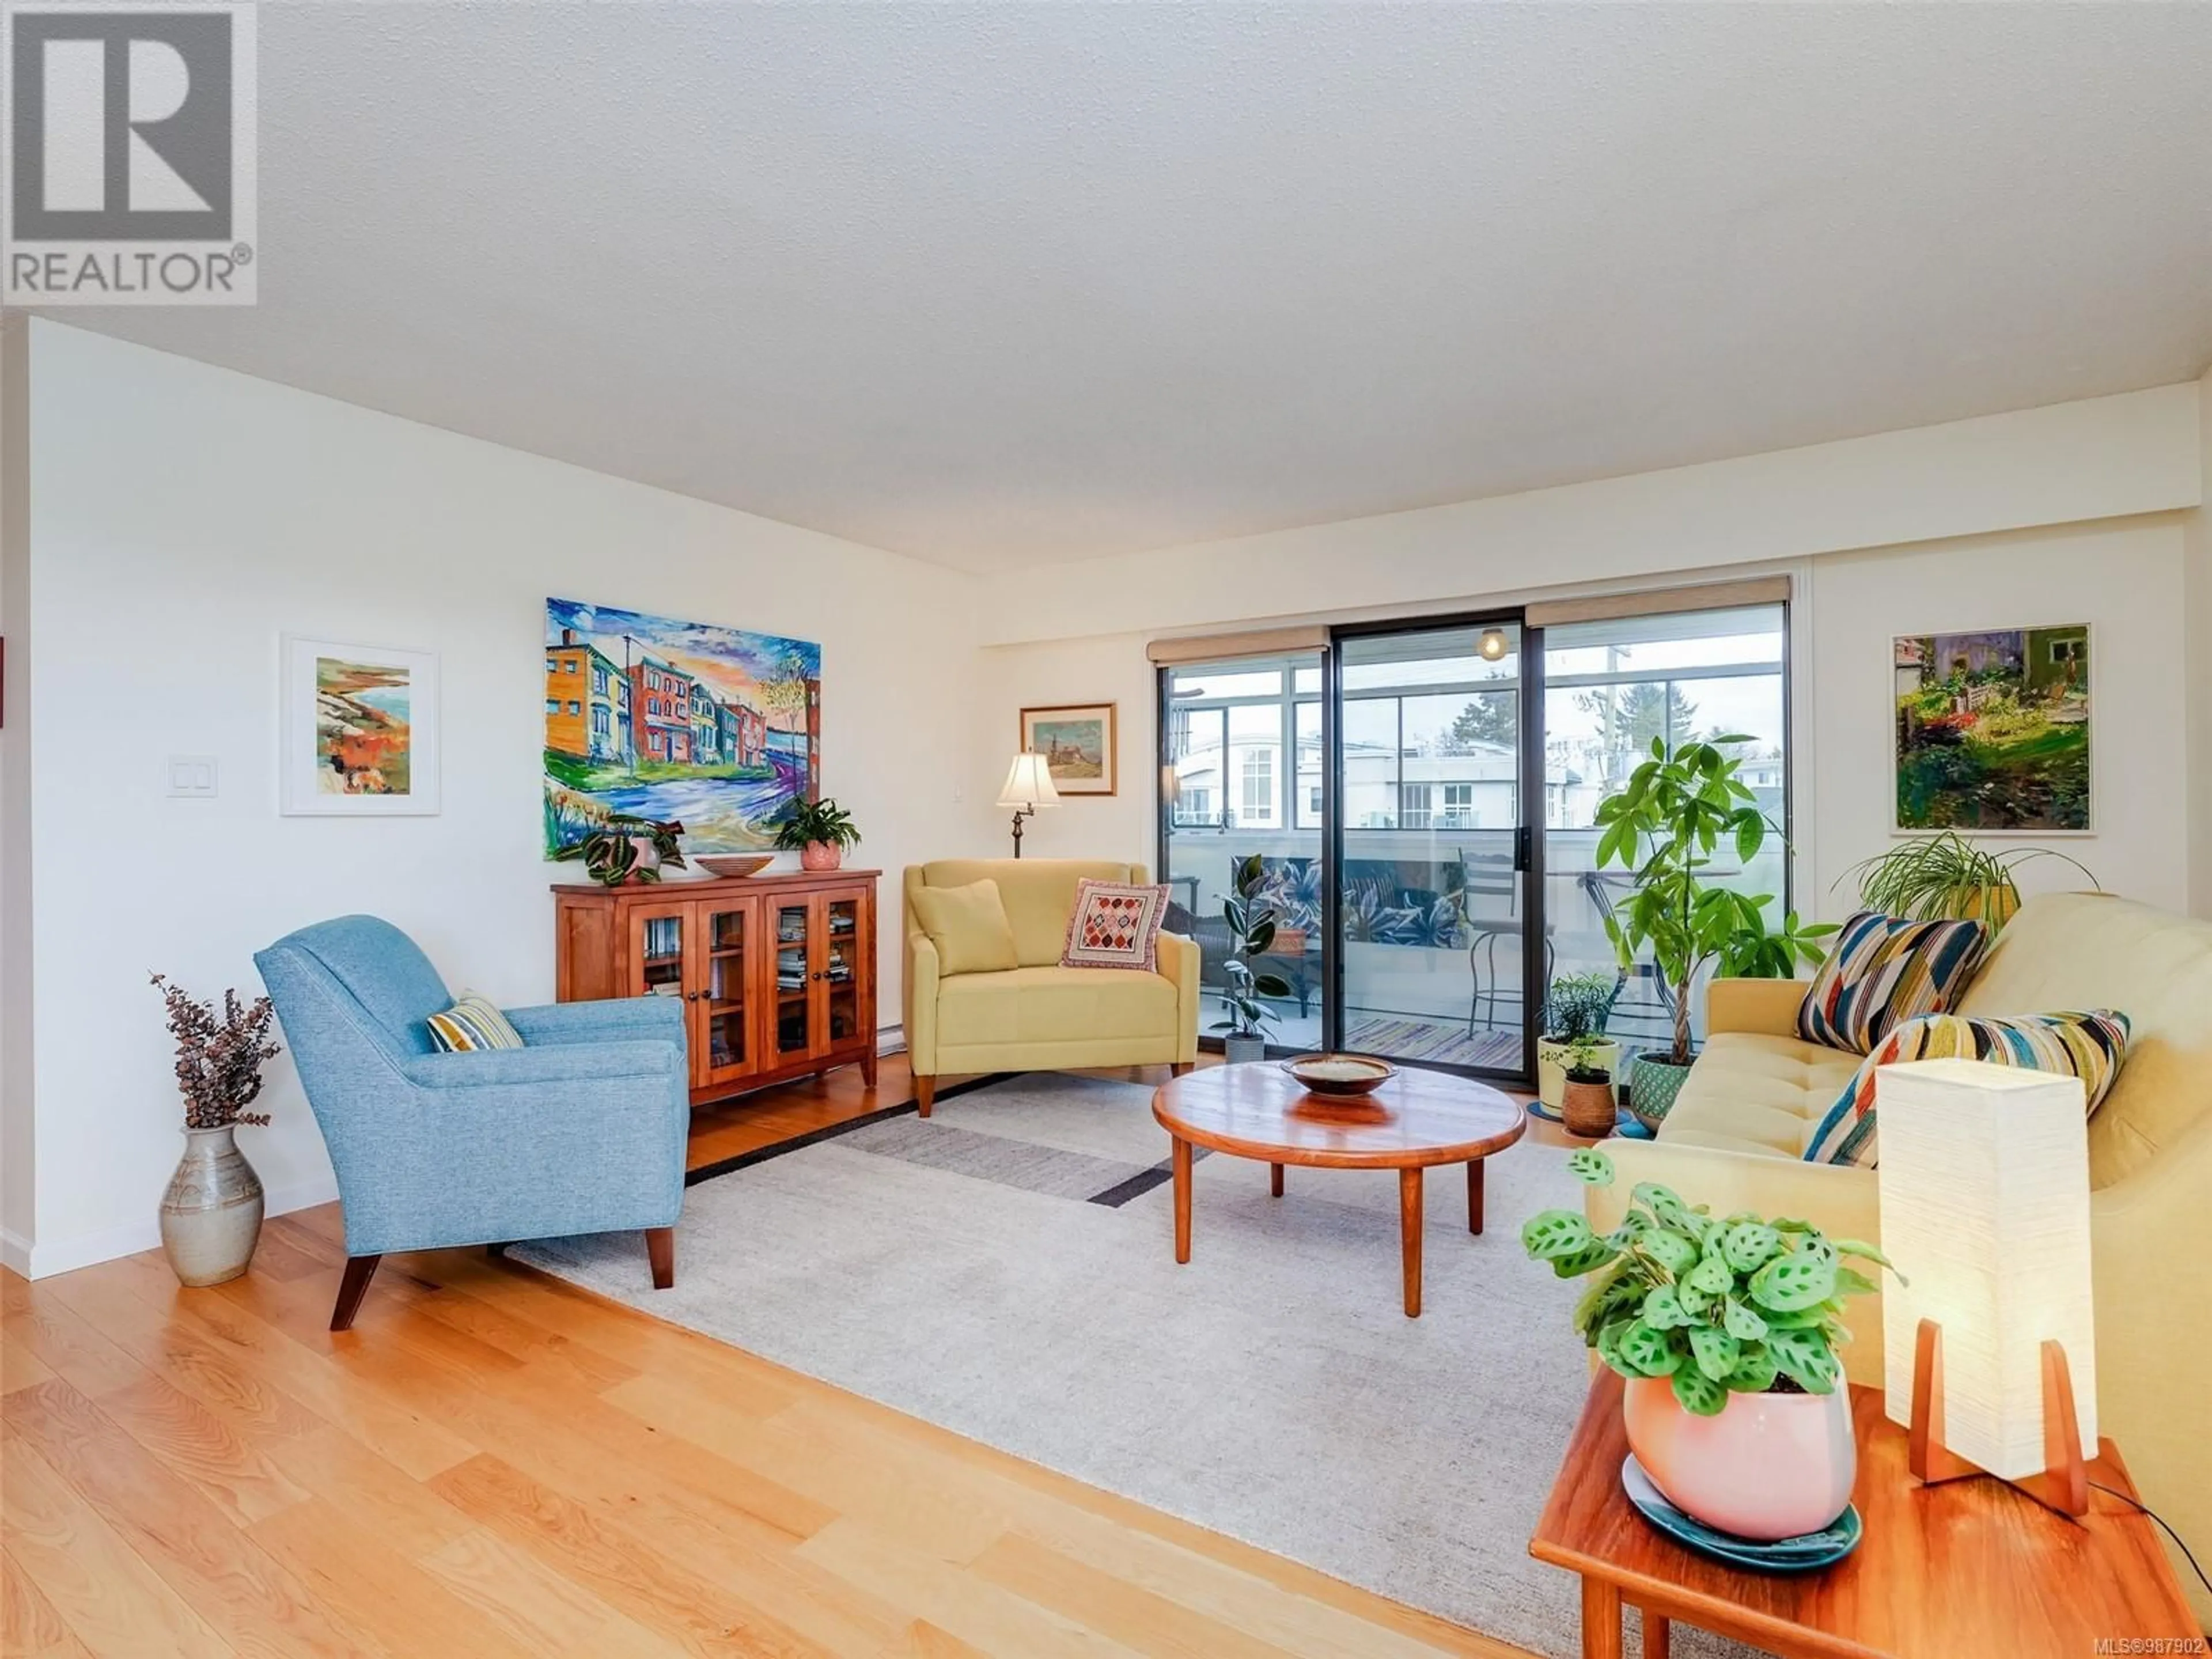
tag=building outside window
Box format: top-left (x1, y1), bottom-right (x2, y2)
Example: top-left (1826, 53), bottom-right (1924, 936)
top-left (1240, 747), bottom-right (1275, 825)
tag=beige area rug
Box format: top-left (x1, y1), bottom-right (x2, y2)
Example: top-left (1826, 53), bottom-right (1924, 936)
top-left (517, 1073), bottom-right (1763, 1659)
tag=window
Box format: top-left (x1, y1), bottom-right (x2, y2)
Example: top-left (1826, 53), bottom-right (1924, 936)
top-left (1400, 782), bottom-right (1433, 829)
top-left (544, 698), bottom-right (559, 714)
top-left (1182, 786), bottom-right (1212, 822)
top-left (544, 655), bottom-right (556, 672)
top-left (1240, 748), bottom-right (1274, 824)
top-left (1308, 786), bottom-right (1324, 817)
top-left (566, 700), bottom-right (580, 715)
top-left (591, 707), bottom-right (610, 737)
top-left (1441, 782), bottom-right (1474, 827)
top-left (592, 666), bottom-right (608, 693)
top-left (563, 661), bottom-right (577, 673)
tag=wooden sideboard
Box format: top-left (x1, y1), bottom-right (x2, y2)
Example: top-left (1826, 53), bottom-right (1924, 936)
top-left (554, 869), bottom-right (880, 1107)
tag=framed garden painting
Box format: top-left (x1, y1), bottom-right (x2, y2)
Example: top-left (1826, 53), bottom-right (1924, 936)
top-left (1021, 702), bottom-right (1116, 795)
top-left (1892, 626), bottom-right (2089, 832)
top-left (281, 636), bottom-right (441, 815)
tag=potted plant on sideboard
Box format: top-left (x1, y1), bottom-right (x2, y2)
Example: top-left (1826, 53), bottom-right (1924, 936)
top-left (552, 812), bottom-right (687, 886)
top-left (151, 973), bottom-right (282, 1287)
top-left (1838, 830), bottom-right (2097, 935)
top-left (1536, 969), bottom-right (1622, 1114)
top-left (1594, 736), bottom-right (1835, 1130)
top-left (1214, 852), bottom-right (1296, 1063)
top-left (1523, 1147), bottom-right (1902, 1540)
top-left (1558, 1035), bottom-right (1619, 1138)
top-left (775, 797), bottom-right (862, 871)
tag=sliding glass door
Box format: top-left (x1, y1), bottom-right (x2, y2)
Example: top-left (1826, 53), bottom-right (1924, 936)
top-left (1156, 594), bottom-right (1790, 1084)
top-left (1332, 620), bottom-right (1539, 1078)
top-left (1159, 652), bottom-right (1326, 1051)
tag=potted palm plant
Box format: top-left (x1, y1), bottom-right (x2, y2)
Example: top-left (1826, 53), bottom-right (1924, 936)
top-left (1525, 1149), bottom-right (1901, 1539)
top-left (1214, 853), bottom-right (1296, 1063)
top-left (1594, 736), bottom-right (1835, 1128)
top-left (775, 797), bottom-right (861, 870)
top-left (1838, 831), bottom-right (2096, 933)
top-left (1536, 970), bottom-right (1622, 1113)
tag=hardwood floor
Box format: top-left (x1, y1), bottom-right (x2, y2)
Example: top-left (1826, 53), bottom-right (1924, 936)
top-left (2, 1052), bottom-right (1555, 1659)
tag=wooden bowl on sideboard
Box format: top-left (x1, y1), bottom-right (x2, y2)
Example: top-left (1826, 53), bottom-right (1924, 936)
top-left (695, 854), bottom-right (775, 878)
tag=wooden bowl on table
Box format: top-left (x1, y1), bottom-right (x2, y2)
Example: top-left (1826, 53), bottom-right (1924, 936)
top-left (696, 854), bottom-right (774, 878)
top-left (1280, 1054), bottom-right (1396, 1097)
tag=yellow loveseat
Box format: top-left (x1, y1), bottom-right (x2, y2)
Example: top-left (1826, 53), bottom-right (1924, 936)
top-left (1589, 892), bottom-right (2212, 1626)
top-left (902, 860), bottom-right (1201, 1115)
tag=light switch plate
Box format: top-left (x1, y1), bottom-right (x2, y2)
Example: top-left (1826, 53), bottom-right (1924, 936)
top-left (167, 756), bottom-right (218, 798)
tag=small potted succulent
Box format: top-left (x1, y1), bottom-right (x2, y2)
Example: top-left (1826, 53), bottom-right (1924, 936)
top-left (554, 813), bottom-right (687, 885)
top-left (1558, 1035), bottom-right (1618, 1139)
top-left (1213, 852), bottom-right (1294, 1063)
top-left (775, 797), bottom-right (861, 870)
top-left (151, 974), bottom-right (282, 1287)
top-left (1523, 1149), bottom-right (1901, 1540)
top-left (1537, 971), bottom-right (1621, 1113)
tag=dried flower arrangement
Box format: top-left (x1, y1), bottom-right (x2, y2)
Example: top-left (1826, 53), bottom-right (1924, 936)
top-left (151, 974), bottom-right (282, 1130)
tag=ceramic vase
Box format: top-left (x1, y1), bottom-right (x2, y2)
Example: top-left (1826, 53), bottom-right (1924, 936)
top-left (1560, 1075), bottom-right (1618, 1138)
top-left (1627, 1052), bottom-right (1694, 1131)
top-left (159, 1124), bottom-right (264, 1287)
top-left (1222, 1034), bottom-right (1267, 1065)
top-left (801, 840), bottom-right (843, 871)
top-left (1623, 1375), bottom-right (1855, 1541)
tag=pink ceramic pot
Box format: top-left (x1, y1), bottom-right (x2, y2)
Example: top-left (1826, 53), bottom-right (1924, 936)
top-left (1623, 1376), bottom-right (1855, 1541)
top-left (800, 841), bottom-right (843, 872)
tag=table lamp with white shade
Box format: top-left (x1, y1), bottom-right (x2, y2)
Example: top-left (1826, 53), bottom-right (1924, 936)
top-left (1876, 1057), bottom-right (2108, 1515)
top-left (996, 751), bottom-right (1060, 858)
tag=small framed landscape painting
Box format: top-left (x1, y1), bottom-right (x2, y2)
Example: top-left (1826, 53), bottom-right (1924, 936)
top-left (281, 636), bottom-right (441, 816)
top-left (1892, 626), bottom-right (2089, 832)
top-left (1021, 702), bottom-right (1116, 796)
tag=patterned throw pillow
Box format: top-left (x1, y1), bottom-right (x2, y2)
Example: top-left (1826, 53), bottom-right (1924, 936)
top-left (425, 993), bottom-right (525, 1054)
top-left (1795, 910), bottom-right (1988, 1056)
top-left (1060, 878), bottom-right (1172, 972)
top-left (1804, 1008), bottom-right (2130, 1168)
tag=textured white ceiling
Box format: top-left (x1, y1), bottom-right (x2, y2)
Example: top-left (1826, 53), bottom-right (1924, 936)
top-left (60, 3), bottom-right (2212, 574)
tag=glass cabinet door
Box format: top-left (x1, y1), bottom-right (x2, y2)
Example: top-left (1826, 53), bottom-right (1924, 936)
top-left (698, 900), bottom-right (758, 1085)
top-left (822, 893), bottom-right (863, 1048)
top-left (630, 903), bottom-right (690, 1002)
top-left (772, 898), bottom-right (814, 1062)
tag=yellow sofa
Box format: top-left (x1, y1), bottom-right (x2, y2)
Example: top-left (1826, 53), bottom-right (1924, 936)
top-left (1588, 892), bottom-right (2212, 1626)
top-left (902, 859), bottom-right (1201, 1115)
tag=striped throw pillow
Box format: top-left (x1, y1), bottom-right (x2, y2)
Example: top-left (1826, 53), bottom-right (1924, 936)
top-left (1805, 1008), bottom-right (2130, 1168)
top-left (1795, 911), bottom-right (1988, 1056)
top-left (425, 993), bottom-right (525, 1054)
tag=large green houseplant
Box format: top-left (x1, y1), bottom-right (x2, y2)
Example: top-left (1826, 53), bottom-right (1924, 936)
top-left (1593, 736), bottom-right (1833, 1126)
top-left (1525, 1147), bottom-right (1902, 1537)
top-left (1214, 853), bottom-right (1296, 1062)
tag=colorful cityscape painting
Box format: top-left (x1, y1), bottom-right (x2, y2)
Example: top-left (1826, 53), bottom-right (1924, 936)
top-left (1893, 626), bottom-right (2090, 831)
top-left (544, 597), bottom-right (821, 855)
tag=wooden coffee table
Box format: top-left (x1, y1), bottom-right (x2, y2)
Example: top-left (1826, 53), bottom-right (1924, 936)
top-left (1531, 1369), bottom-right (2203, 1659)
top-left (1151, 1062), bottom-right (1527, 1317)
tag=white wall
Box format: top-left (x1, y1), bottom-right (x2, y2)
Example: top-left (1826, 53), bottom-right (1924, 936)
top-left (976, 631), bottom-right (1159, 869)
top-left (15, 321), bottom-right (992, 1277)
top-left (1, 317), bottom-right (33, 1261)
top-left (1804, 518), bottom-right (2190, 918)
top-left (983, 384), bottom-right (2203, 646)
top-left (2186, 366), bottom-right (2212, 917)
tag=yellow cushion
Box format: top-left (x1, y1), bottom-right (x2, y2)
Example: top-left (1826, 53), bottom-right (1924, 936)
top-left (935, 965), bottom-right (1177, 1048)
top-left (1660, 1032), bottom-right (1863, 1158)
top-left (908, 880), bottom-right (1019, 976)
top-left (912, 859), bottom-right (1146, 966)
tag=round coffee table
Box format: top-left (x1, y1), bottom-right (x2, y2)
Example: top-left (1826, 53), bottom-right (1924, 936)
top-left (1152, 1062), bottom-right (1528, 1317)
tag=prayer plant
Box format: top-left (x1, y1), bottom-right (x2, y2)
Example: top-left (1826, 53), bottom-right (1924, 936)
top-left (1521, 1149), bottom-right (1902, 1416)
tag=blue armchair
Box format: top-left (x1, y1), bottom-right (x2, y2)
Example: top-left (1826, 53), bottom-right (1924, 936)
top-left (253, 916), bottom-right (688, 1331)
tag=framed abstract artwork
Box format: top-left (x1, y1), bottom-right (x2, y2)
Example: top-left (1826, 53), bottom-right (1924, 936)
top-left (280, 636), bottom-right (442, 815)
top-left (1892, 626), bottom-right (2090, 832)
top-left (1021, 702), bottom-right (1116, 796)
top-left (543, 597), bottom-right (821, 854)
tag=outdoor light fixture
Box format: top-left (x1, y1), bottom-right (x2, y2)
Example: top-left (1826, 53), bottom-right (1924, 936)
top-left (1878, 1058), bottom-right (2105, 1516)
top-left (996, 751), bottom-right (1060, 858)
top-left (1478, 628), bottom-right (1509, 661)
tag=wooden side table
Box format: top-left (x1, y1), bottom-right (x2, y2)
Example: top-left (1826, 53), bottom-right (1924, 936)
top-left (1530, 1370), bottom-right (2202, 1659)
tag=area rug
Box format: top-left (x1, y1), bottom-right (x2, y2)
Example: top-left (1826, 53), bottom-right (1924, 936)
top-left (516, 1074), bottom-right (1753, 1659)
top-left (1344, 1017), bottom-right (1524, 1070)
